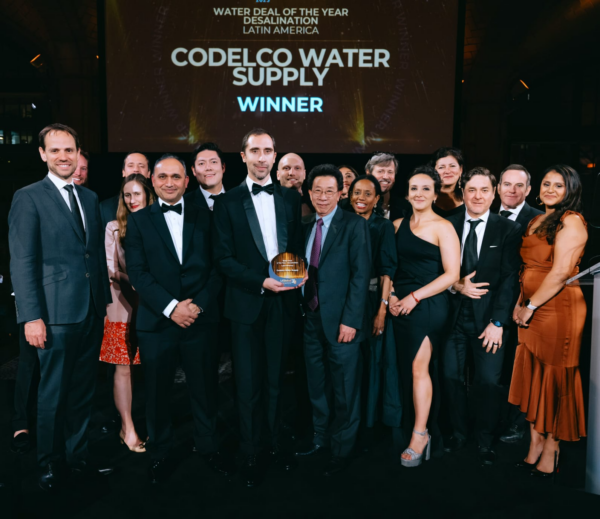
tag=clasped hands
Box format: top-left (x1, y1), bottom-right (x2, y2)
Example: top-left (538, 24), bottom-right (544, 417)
top-left (171, 298), bottom-right (202, 328)
top-left (513, 302), bottom-right (533, 328)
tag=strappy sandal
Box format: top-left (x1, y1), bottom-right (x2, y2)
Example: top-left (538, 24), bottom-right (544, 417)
top-left (400, 429), bottom-right (431, 468)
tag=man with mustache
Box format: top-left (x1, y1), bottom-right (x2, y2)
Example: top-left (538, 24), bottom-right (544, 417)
top-left (365, 152), bottom-right (408, 220)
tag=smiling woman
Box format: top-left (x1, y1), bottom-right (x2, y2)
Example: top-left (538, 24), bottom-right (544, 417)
top-left (430, 147), bottom-right (465, 218)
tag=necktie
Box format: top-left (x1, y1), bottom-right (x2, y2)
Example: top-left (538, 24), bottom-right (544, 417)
top-left (251, 183), bottom-right (275, 196)
top-left (161, 203), bottom-right (182, 215)
top-left (500, 210), bottom-right (513, 218)
top-left (64, 184), bottom-right (85, 237)
top-left (461, 219), bottom-right (482, 278)
top-left (305, 219), bottom-right (324, 311)
top-left (209, 194), bottom-right (222, 200)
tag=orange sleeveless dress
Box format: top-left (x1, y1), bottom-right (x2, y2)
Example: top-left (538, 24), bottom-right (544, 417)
top-left (509, 211), bottom-right (587, 441)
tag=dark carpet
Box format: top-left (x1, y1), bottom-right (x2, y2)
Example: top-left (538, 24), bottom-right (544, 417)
top-left (1, 358), bottom-right (599, 519)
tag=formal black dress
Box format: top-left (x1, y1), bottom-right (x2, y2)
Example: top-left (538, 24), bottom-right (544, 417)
top-left (391, 218), bottom-right (450, 433)
top-left (362, 213), bottom-right (397, 427)
top-left (433, 203), bottom-right (465, 219)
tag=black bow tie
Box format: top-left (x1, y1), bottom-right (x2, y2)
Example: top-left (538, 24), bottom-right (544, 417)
top-left (252, 183), bottom-right (274, 196)
top-left (161, 203), bottom-right (182, 215)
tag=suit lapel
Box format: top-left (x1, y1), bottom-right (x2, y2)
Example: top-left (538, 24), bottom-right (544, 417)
top-left (273, 184), bottom-right (288, 253)
top-left (241, 187), bottom-right (269, 262)
top-left (75, 185), bottom-right (93, 246)
top-left (42, 176), bottom-right (85, 243)
top-left (320, 208), bottom-right (346, 264)
top-left (149, 202), bottom-right (179, 262)
top-left (195, 189), bottom-right (209, 211)
top-left (478, 213), bottom-right (499, 267)
top-left (182, 202), bottom-right (197, 261)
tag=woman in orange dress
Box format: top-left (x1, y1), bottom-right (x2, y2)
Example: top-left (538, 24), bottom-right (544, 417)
top-left (510, 164), bottom-right (587, 476)
top-left (100, 173), bottom-right (154, 452)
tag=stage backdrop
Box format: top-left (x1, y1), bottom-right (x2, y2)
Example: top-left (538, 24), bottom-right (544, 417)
top-left (105, 0), bottom-right (459, 154)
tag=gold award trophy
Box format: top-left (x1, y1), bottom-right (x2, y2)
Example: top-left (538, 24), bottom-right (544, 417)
top-left (269, 252), bottom-right (306, 287)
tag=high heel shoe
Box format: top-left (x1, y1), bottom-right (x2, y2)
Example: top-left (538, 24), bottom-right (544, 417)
top-left (530, 451), bottom-right (559, 482)
top-left (515, 453), bottom-right (542, 469)
top-left (119, 430), bottom-right (146, 453)
top-left (400, 429), bottom-right (431, 468)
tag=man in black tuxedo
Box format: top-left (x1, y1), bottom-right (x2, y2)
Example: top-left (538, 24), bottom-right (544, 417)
top-left (100, 151), bottom-right (151, 228)
top-left (496, 165), bottom-right (543, 443)
top-left (8, 124), bottom-right (112, 491)
top-left (185, 142), bottom-right (226, 211)
top-left (212, 128), bottom-right (304, 487)
top-left (125, 154), bottom-right (227, 483)
top-left (443, 167), bottom-right (522, 465)
top-left (296, 164), bottom-right (371, 476)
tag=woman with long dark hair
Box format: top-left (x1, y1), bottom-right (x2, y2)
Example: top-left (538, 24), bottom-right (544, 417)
top-left (430, 147), bottom-right (465, 218)
top-left (510, 165), bottom-right (588, 477)
top-left (100, 173), bottom-right (155, 452)
top-left (348, 175), bottom-right (397, 441)
top-left (339, 165), bottom-right (358, 199)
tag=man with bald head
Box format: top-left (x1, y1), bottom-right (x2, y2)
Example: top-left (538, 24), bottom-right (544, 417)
top-left (125, 153), bottom-right (226, 483)
top-left (100, 151), bottom-right (151, 228)
top-left (277, 153), bottom-right (312, 215)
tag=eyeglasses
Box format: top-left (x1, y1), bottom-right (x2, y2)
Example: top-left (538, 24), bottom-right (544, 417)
top-left (312, 189), bottom-right (338, 198)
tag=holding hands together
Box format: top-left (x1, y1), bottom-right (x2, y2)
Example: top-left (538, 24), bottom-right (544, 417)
top-left (389, 293), bottom-right (418, 317)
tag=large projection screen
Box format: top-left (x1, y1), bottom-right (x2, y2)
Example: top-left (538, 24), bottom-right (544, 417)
top-left (105, 0), bottom-right (459, 153)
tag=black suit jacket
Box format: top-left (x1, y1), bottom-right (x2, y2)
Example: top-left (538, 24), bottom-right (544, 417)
top-left (302, 208), bottom-right (371, 345)
top-left (212, 182), bottom-right (303, 325)
top-left (514, 201), bottom-right (544, 232)
top-left (100, 194), bottom-right (120, 229)
top-left (8, 175), bottom-right (111, 324)
top-left (125, 200), bottom-right (222, 332)
top-left (447, 212), bottom-right (522, 331)
top-left (184, 187), bottom-right (210, 211)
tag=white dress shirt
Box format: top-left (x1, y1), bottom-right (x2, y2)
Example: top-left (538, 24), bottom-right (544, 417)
top-left (200, 185), bottom-right (225, 211)
top-left (159, 197), bottom-right (185, 317)
top-left (246, 176), bottom-right (279, 261)
top-left (499, 200), bottom-right (525, 222)
top-left (47, 172), bottom-right (86, 230)
top-left (460, 209), bottom-right (490, 264)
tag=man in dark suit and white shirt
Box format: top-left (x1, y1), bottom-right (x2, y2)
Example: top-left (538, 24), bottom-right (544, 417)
top-left (296, 164), bottom-right (371, 476)
top-left (125, 154), bottom-right (228, 483)
top-left (8, 123), bottom-right (112, 491)
top-left (212, 128), bottom-right (304, 487)
top-left (185, 142), bottom-right (226, 211)
top-left (443, 167), bottom-right (522, 465)
top-left (100, 151), bottom-right (151, 228)
top-left (496, 164), bottom-right (543, 443)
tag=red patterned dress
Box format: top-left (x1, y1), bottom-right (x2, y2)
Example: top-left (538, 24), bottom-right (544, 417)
top-left (100, 221), bottom-right (141, 365)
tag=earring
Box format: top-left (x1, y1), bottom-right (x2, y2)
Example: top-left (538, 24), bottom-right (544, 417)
top-left (535, 195), bottom-right (544, 206)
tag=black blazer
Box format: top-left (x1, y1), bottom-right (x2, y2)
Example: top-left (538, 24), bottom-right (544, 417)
top-left (125, 200), bottom-right (222, 332)
top-left (184, 188), bottom-right (210, 211)
top-left (447, 211), bottom-right (522, 331)
top-left (515, 202), bottom-right (544, 232)
top-left (302, 208), bottom-right (371, 345)
top-left (100, 193), bottom-right (120, 229)
top-left (212, 182), bottom-right (303, 325)
top-left (8, 175), bottom-right (111, 324)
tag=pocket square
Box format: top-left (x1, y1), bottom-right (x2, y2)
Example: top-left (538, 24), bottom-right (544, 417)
top-left (490, 245), bottom-right (498, 248)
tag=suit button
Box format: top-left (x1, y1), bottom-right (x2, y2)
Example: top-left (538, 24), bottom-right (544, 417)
top-left (86, 273), bottom-right (90, 278)
top-left (85, 254), bottom-right (90, 258)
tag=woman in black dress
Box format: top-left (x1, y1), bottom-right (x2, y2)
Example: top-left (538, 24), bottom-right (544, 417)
top-left (430, 147), bottom-right (466, 218)
top-left (348, 175), bottom-right (398, 437)
top-left (389, 166), bottom-right (461, 467)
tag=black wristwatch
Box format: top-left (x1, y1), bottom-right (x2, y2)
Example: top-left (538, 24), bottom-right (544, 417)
top-left (490, 319), bottom-right (502, 328)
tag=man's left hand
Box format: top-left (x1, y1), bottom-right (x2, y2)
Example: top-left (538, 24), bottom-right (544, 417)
top-left (478, 323), bottom-right (503, 353)
top-left (338, 324), bottom-right (356, 343)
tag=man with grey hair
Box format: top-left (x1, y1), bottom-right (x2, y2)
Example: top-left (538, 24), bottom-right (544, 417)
top-left (365, 152), bottom-right (407, 220)
top-left (496, 164), bottom-right (543, 445)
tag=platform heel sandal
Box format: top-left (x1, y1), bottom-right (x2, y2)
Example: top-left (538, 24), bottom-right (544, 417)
top-left (400, 429), bottom-right (431, 468)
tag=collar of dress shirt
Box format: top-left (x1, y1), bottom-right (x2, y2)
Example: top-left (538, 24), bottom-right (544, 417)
top-left (200, 185), bottom-right (225, 202)
top-left (464, 208), bottom-right (490, 224)
top-left (158, 196), bottom-right (184, 211)
top-left (47, 171), bottom-right (74, 190)
top-left (318, 205), bottom-right (337, 229)
top-left (246, 175), bottom-right (273, 193)
top-left (500, 200), bottom-right (525, 217)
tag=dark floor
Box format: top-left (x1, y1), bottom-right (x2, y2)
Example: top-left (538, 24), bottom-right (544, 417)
top-left (1, 356), bottom-right (599, 519)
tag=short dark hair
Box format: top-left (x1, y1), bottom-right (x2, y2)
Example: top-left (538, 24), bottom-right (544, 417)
top-left (39, 123), bottom-right (80, 150)
top-left (337, 164), bottom-right (358, 178)
top-left (408, 165), bottom-right (442, 195)
top-left (241, 128), bottom-right (276, 152)
top-left (365, 153), bottom-right (398, 175)
top-left (307, 164), bottom-right (343, 191)
top-left (461, 166), bottom-right (497, 189)
top-left (348, 174), bottom-right (385, 216)
top-left (430, 147), bottom-right (464, 168)
top-left (192, 142), bottom-right (225, 166)
top-left (153, 153), bottom-right (187, 176)
top-left (122, 151), bottom-right (150, 171)
top-left (499, 164), bottom-right (531, 186)
top-left (79, 149), bottom-right (90, 162)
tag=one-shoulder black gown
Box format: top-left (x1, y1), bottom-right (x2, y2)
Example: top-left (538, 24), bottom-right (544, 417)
top-left (392, 217), bottom-right (450, 440)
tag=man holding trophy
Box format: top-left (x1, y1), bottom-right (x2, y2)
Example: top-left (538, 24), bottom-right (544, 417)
top-left (212, 128), bottom-right (305, 487)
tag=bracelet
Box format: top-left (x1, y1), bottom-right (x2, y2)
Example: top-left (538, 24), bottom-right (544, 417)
top-left (410, 291), bottom-right (421, 304)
